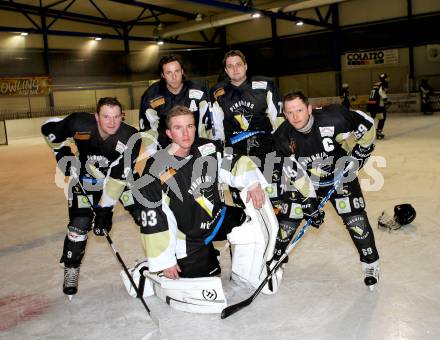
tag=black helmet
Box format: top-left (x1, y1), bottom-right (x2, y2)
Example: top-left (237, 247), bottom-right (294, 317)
top-left (379, 73), bottom-right (388, 81)
top-left (394, 204), bottom-right (416, 225)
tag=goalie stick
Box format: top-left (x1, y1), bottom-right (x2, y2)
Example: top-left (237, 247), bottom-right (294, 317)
top-left (221, 163), bottom-right (354, 319)
top-left (76, 180), bottom-right (160, 327)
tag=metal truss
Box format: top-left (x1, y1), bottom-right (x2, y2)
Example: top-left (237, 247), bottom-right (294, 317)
top-left (181, 0), bottom-right (338, 29)
top-left (0, 0), bottom-right (221, 47)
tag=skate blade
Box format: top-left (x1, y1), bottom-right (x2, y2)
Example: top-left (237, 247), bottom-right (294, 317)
top-left (368, 285), bottom-right (375, 292)
top-left (67, 294), bottom-right (73, 301)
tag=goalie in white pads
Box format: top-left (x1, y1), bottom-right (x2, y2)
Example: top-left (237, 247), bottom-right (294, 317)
top-left (123, 105), bottom-right (284, 313)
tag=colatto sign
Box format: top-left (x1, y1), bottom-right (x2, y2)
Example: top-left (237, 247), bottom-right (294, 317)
top-left (346, 49), bottom-right (398, 67)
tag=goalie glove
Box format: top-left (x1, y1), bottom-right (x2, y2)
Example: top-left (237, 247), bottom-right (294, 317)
top-left (349, 143), bottom-right (375, 170)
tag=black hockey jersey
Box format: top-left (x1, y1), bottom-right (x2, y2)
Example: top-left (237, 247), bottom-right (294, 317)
top-left (210, 76), bottom-right (284, 144)
top-left (139, 79), bottom-right (210, 154)
top-left (274, 104), bottom-right (375, 184)
top-left (41, 112), bottom-right (141, 206)
top-left (136, 138), bottom-right (267, 272)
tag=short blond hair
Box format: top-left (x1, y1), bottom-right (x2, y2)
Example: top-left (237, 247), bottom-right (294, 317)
top-left (165, 105), bottom-right (194, 128)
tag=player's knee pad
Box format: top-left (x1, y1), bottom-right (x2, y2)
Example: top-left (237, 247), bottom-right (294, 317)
top-left (67, 216), bottom-right (92, 242)
top-left (227, 189), bottom-right (278, 291)
top-left (342, 211), bottom-right (372, 239)
top-left (342, 211), bottom-right (379, 263)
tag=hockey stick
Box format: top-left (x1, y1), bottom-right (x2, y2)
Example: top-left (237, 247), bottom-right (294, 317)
top-left (75, 180), bottom-right (160, 327)
top-left (221, 164), bottom-right (354, 319)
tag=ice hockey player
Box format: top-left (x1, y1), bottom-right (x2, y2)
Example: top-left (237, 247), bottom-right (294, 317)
top-left (419, 79), bottom-right (434, 115)
top-left (273, 90), bottom-right (380, 290)
top-left (139, 55), bottom-right (211, 156)
top-left (210, 49), bottom-right (284, 158)
top-left (41, 97), bottom-right (141, 299)
top-left (367, 73), bottom-right (389, 139)
top-left (123, 105), bottom-right (319, 313)
top-left (341, 83), bottom-right (351, 109)
top-left (210, 49), bottom-right (285, 209)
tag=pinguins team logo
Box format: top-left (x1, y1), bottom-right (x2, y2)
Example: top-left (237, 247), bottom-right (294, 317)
top-left (202, 289), bottom-right (217, 301)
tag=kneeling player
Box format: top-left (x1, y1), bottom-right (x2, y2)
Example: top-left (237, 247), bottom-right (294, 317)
top-left (125, 105), bottom-right (285, 313)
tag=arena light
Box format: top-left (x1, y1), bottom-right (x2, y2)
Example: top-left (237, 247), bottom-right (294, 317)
top-left (296, 21), bottom-right (304, 26)
top-left (251, 12), bottom-right (261, 19)
top-left (157, 40), bottom-right (164, 46)
top-left (195, 13), bottom-right (203, 22)
top-left (94, 37), bottom-right (102, 41)
top-left (20, 32), bottom-right (29, 36)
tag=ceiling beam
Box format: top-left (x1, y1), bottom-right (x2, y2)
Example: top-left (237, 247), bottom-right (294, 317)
top-left (181, 0), bottom-right (334, 28)
top-left (0, 2), bottom-right (126, 28)
top-left (108, 0), bottom-right (196, 20)
top-left (0, 25), bottom-right (220, 47)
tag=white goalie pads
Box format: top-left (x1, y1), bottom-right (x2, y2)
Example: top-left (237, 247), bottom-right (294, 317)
top-left (227, 189), bottom-right (280, 294)
top-left (120, 261), bottom-right (227, 314)
top-left (120, 260), bottom-right (155, 298)
top-left (146, 272), bottom-right (227, 314)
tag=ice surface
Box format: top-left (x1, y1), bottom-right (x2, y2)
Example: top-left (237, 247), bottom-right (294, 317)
top-left (1, 113), bottom-right (439, 339)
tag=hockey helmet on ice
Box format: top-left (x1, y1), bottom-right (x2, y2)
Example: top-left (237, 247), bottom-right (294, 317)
top-left (394, 204), bottom-right (416, 225)
top-left (378, 203), bottom-right (416, 231)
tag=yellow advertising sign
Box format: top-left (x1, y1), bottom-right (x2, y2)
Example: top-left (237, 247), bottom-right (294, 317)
top-left (0, 76), bottom-right (51, 97)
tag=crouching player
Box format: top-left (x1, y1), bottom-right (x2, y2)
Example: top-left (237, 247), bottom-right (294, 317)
top-left (41, 97), bottom-right (141, 299)
top-left (122, 105), bottom-right (296, 313)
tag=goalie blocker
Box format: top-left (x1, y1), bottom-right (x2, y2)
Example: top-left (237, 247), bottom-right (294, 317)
top-left (121, 189), bottom-right (282, 313)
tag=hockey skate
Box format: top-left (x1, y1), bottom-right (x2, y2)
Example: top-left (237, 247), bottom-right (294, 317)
top-left (362, 260), bottom-right (379, 291)
top-left (376, 130), bottom-right (384, 140)
top-left (63, 265), bottom-right (80, 300)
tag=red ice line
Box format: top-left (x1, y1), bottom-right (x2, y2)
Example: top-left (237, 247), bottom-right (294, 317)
top-left (0, 294), bottom-right (51, 332)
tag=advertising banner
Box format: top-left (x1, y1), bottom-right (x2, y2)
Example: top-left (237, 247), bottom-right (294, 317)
top-left (346, 49), bottom-right (399, 67)
top-left (0, 76), bottom-right (51, 97)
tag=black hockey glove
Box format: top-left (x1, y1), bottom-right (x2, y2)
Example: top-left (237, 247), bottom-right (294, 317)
top-left (350, 143), bottom-right (375, 170)
top-left (302, 198), bottom-right (325, 228)
top-left (93, 206), bottom-right (113, 236)
top-left (55, 146), bottom-right (79, 177)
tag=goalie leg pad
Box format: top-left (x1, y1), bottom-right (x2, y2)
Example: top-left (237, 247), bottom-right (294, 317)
top-left (227, 190), bottom-right (278, 290)
top-left (262, 261), bottom-right (285, 295)
top-left (146, 272), bottom-right (227, 314)
top-left (120, 260), bottom-right (155, 298)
